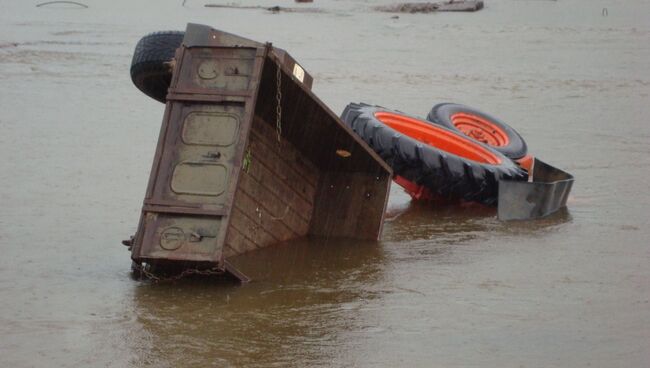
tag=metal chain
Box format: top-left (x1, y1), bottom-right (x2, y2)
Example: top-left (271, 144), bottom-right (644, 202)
top-left (132, 263), bottom-right (225, 283)
top-left (272, 61), bottom-right (288, 220)
top-left (275, 62), bottom-right (282, 144)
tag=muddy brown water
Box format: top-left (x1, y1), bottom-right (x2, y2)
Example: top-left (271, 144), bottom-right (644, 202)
top-left (1, 0), bottom-right (649, 367)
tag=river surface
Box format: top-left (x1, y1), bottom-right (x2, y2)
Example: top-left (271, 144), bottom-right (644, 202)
top-left (1, 0), bottom-right (649, 366)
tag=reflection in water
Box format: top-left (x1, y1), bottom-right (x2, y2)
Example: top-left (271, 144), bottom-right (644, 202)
top-left (380, 200), bottom-right (573, 269)
top-left (384, 199), bottom-right (572, 243)
top-left (131, 238), bottom-right (384, 367)
top-left (492, 206), bottom-right (573, 236)
top-left (131, 206), bottom-right (574, 367)
top-left (384, 200), bottom-right (496, 243)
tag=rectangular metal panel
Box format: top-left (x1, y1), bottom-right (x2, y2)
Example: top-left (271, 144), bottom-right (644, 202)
top-left (171, 161), bottom-right (228, 197)
top-left (152, 103), bottom-right (245, 207)
top-left (174, 48), bottom-right (257, 93)
top-left (139, 213), bottom-right (222, 261)
top-left (182, 111), bottom-right (239, 146)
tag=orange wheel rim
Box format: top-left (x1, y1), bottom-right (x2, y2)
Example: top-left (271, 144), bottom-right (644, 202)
top-left (374, 112), bottom-right (502, 165)
top-left (450, 113), bottom-right (509, 147)
top-left (515, 154), bottom-right (534, 172)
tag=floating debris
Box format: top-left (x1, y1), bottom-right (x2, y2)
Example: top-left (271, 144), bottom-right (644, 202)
top-left (377, 0), bottom-right (484, 13)
top-left (204, 3), bottom-right (323, 13)
top-left (205, 1), bottom-right (481, 14)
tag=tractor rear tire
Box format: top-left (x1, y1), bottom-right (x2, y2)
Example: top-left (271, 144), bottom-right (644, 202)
top-left (342, 103), bottom-right (527, 205)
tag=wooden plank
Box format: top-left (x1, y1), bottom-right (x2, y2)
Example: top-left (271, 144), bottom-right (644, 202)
top-left (247, 128), bottom-right (315, 208)
top-left (238, 170), bottom-right (311, 228)
top-left (246, 149), bottom-right (314, 215)
top-left (251, 116), bottom-right (319, 188)
top-left (233, 185), bottom-right (305, 240)
top-left (223, 112), bottom-right (319, 258)
top-left (247, 136), bottom-right (318, 202)
top-left (223, 226), bottom-right (257, 258)
top-left (247, 132), bottom-right (318, 202)
top-left (310, 172), bottom-right (390, 240)
top-left (252, 59), bottom-right (391, 175)
top-left (229, 206), bottom-right (280, 247)
top-left (222, 243), bottom-right (237, 259)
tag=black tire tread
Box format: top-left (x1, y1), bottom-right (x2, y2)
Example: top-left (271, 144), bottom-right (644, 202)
top-left (130, 31), bottom-right (185, 103)
top-left (341, 103), bottom-right (527, 205)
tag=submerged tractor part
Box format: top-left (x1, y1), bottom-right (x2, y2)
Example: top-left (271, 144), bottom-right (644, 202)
top-left (426, 103), bottom-right (528, 160)
top-left (341, 103), bottom-right (574, 220)
top-left (497, 158), bottom-right (574, 220)
top-left (425, 104), bottom-right (573, 219)
top-left (341, 103), bottom-right (527, 206)
top-left (127, 24), bottom-right (392, 281)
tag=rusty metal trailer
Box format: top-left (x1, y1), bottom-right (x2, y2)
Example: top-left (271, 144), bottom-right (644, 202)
top-left (128, 24), bottom-right (392, 281)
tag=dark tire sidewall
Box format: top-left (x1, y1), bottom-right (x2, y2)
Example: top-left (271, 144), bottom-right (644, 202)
top-left (130, 31), bottom-right (185, 103)
top-left (427, 103), bottom-right (528, 160)
top-left (342, 103), bottom-right (527, 205)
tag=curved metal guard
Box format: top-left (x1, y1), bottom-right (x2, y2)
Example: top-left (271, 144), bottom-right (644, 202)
top-left (498, 158), bottom-right (574, 220)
